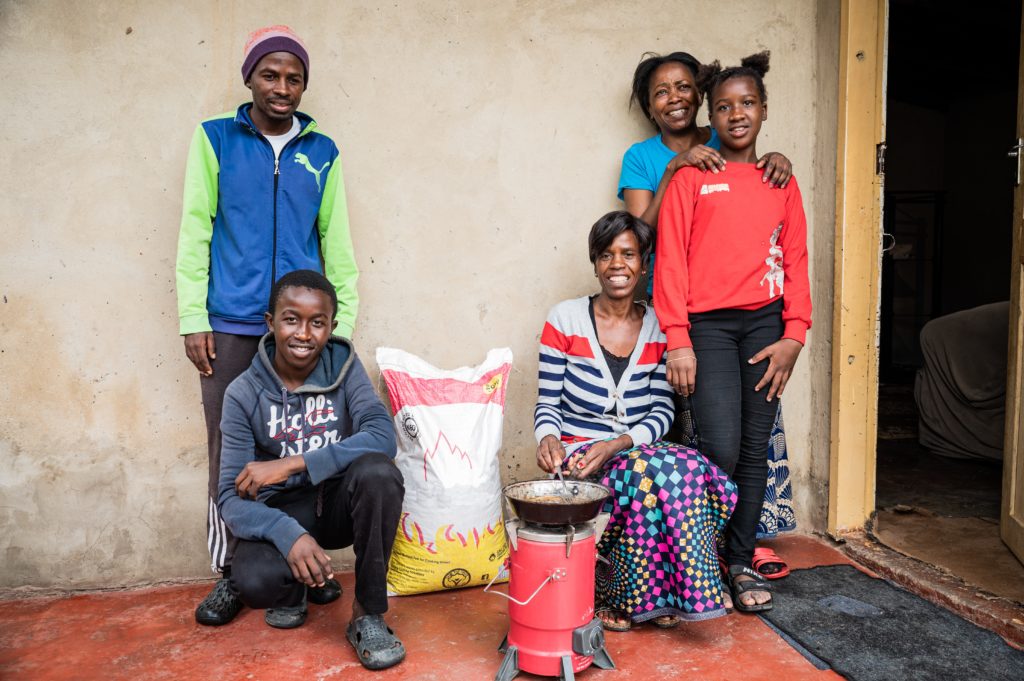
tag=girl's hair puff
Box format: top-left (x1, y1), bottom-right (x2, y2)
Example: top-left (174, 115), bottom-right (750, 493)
top-left (696, 51), bottom-right (771, 115)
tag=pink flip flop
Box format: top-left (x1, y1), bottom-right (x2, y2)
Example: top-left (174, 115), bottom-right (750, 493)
top-left (752, 547), bottom-right (790, 580)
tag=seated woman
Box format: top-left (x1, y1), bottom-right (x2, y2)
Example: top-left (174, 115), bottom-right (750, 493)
top-left (534, 211), bottom-right (737, 631)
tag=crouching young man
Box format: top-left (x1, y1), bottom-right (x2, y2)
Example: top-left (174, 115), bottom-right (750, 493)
top-left (218, 269), bottom-right (405, 670)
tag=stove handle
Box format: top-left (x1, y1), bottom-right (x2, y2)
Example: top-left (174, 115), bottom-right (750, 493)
top-left (483, 569), bottom-right (565, 606)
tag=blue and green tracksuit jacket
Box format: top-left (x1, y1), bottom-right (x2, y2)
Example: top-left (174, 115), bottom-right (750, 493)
top-left (176, 104), bottom-right (358, 338)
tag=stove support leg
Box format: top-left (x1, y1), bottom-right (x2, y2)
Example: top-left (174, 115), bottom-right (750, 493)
top-left (559, 655), bottom-right (576, 681)
top-left (494, 645), bottom-right (519, 681)
top-left (591, 646), bottom-right (615, 670)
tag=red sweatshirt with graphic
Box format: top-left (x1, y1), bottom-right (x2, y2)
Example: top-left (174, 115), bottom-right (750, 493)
top-left (653, 163), bottom-right (812, 349)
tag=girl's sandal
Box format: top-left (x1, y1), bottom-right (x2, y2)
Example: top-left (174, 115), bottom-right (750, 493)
top-left (728, 565), bottom-right (774, 614)
top-left (596, 607), bottom-right (632, 632)
top-left (753, 547), bottom-right (791, 580)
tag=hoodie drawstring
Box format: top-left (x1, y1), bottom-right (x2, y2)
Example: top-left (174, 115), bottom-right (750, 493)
top-left (280, 387), bottom-right (290, 443)
top-left (282, 386), bottom-right (325, 517)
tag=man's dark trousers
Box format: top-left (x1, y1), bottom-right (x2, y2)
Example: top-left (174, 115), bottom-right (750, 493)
top-left (202, 332), bottom-right (261, 573)
top-left (229, 453), bottom-right (405, 615)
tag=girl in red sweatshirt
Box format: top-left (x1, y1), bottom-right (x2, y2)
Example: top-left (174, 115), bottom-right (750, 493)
top-left (653, 52), bottom-right (811, 614)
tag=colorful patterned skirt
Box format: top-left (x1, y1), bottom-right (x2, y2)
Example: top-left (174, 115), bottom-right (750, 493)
top-left (565, 440), bottom-right (738, 622)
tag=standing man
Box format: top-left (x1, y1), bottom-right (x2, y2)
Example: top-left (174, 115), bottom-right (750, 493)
top-left (176, 25), bottom-right (358, 626)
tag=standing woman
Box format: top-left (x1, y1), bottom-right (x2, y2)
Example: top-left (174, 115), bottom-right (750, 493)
top-left (619, 52), bottom-right (797, 579)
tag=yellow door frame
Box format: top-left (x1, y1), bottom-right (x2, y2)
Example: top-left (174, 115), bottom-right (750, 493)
top-left (828, 0), bottom-right (888, 535)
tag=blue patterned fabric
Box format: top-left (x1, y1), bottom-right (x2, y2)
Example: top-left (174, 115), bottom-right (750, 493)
top-left (759, 408), bottom-right (796, 538)
top-left (675, 400), bottom-right (796, 539)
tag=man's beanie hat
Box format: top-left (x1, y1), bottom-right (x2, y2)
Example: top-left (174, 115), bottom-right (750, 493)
top-left (241, 25), bottom-right (310, 87)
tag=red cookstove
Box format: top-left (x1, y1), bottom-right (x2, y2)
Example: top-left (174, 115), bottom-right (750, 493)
top-left (488, 480), bottom-right (615, 681)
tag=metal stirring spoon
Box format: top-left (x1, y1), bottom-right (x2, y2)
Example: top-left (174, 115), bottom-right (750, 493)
top-left (554, 466), bottom-right (573, 497)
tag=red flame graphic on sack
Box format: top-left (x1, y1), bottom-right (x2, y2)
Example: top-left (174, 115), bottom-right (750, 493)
top-left (399, 512), bottom-right (437, 554)
top-left (399, 512), bottom-right (500, 555)
top-left (422, 430), bottom-right (474, 481)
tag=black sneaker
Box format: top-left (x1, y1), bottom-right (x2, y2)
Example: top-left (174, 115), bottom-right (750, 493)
top-left (195, 578), bottom-right (242, 626)
top-left (308, 577), bottom-right (342, 605)
top-left (265, 590), bottom-right (308, 629)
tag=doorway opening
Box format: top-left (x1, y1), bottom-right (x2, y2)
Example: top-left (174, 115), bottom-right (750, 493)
top-left (874, 0), bottom-right (1024, 602)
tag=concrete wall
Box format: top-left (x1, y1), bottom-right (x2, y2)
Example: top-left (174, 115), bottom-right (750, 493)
top-left (0, 0), bottom-right (838, 589)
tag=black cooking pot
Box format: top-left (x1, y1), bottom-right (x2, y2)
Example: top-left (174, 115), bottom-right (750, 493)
top-left (502, 479), bottom-right (611, 525)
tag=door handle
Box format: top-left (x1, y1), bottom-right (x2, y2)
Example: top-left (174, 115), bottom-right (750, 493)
top-left (1011, 138), bottom-right (1023, 187)
top-left (882, 232), bottom-right (896, 254)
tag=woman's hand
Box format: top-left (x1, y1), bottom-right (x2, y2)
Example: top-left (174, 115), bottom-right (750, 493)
top-left (566, 436), bottom-right (632, 479)
top-left (749, 338), bottom-right (803, 401)
top-left (536, 435), bottom-right (567, 474)
top-left (671, 145), bottom-right (726, 175)
top-left (755, 152), bottom-right (793, 188)
top-left (665, 347), bottom-right (697, 397)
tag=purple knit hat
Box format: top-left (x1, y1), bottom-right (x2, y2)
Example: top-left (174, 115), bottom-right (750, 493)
top-left (241, 25), bottom-right (310, 87)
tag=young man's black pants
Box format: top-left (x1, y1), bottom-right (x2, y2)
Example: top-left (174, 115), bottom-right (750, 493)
top-left (688, 299), bottom-right (784, 568)
top-left (229, 453), bottom-right (405, 616)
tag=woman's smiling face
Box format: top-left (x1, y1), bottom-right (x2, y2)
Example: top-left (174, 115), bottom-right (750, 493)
top-left (647, 61), bottom-right (701, 135)
top-left (595, 230), bottom-right (644, 300)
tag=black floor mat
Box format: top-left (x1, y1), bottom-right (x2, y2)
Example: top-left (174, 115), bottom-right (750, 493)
top-left (760, 565), bottom-right (1024, 681)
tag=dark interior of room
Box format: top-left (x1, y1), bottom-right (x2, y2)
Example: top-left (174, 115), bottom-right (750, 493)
top-left (875, 0), bottom-right (1024, 598)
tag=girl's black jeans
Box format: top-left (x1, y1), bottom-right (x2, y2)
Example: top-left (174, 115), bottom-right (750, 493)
top-left (688, 299), bottom-right (784, 568)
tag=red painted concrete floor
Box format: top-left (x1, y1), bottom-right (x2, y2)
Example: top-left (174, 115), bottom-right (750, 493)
top-left (0, 536), bottom-right (851, 681)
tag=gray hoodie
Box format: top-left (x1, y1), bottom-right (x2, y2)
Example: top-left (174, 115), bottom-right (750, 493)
top-left (217, 334), bottom-right (397, 557)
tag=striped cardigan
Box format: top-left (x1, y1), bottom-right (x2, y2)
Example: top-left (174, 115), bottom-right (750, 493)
top-left (534, 297), bottom-right (675, 450)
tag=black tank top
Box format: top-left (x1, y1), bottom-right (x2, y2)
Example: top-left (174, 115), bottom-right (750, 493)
top-left (589, 297), bottom-right (632, 387)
